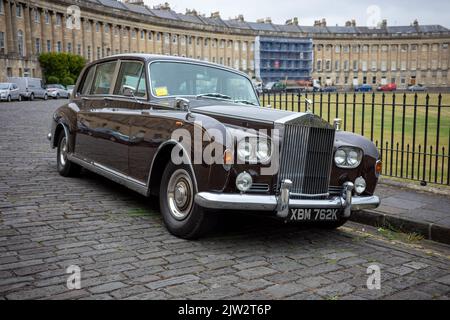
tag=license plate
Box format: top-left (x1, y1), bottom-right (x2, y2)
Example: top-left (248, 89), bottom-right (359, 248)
top-left (289, 208), bottom-right (339, 221)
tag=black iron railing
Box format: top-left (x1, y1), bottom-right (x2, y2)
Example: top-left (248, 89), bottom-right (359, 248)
top-left (260, 91), bottom-right (450, 186)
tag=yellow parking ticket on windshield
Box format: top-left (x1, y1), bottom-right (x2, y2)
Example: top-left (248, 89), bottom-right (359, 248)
top-left (155, 86), bottom-right (168, 96)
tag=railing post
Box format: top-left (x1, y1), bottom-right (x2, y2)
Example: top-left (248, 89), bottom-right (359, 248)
top-left (435, 94), bottom-right (442, 183)
top-left (400, 93), bottom-right (406, 178)
top-left (390, 93), bottom-right (395, 177)
top-left (411, 93), bottom-right (418, 180)
top-left (422, 94), bottom-right (429, 184)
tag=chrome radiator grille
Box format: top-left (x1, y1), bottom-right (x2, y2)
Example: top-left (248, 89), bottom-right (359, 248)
top-left (278, 124), bottom-right (335, 198)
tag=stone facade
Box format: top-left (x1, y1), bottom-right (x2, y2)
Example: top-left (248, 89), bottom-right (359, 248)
top-left (0, 0), bottom-right (449, 88)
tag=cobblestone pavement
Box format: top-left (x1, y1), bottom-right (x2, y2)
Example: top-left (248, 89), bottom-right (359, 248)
top-left (0, 100), bottom-right (449, 300)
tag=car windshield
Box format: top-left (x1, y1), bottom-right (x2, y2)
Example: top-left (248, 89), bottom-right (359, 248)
top-left (149, 61), bottom-right (259, 106)
top-left (0, 83), bottom-right (10, 89)
top-left (47, 84), bottom-right (58, 88)
top-left (67, 85), bottom-right (74, 89)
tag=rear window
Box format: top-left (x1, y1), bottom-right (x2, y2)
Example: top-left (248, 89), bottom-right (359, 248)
top-left (79, 66), bottom-right (96, 95)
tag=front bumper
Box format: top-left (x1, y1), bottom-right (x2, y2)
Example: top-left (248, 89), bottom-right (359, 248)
top-left (195, 180), bottom-right (380, 218)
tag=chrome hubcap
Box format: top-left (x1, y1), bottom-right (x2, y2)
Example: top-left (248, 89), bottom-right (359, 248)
top-left (167, 169), bottom-right (193, 220)
top-left (59, 137), bottom-right (68, 167)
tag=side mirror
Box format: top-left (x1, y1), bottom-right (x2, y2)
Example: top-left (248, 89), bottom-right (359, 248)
top-left (122, 85), bottom-right (136, 97)
top-left (174, 97), bottom-right (193, 120)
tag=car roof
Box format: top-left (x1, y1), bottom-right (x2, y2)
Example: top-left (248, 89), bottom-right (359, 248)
top-left (88, 54), bottom-right (250, 78)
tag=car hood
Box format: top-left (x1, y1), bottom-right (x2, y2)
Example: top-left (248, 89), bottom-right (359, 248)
top-left (192, 104), bottom-right (306, 125)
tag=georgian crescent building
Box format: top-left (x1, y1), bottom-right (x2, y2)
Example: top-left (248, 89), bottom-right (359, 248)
top-left (0, 0), bottom-right (449, 88)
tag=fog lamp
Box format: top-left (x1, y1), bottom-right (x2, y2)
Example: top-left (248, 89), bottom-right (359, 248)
top-left (236, 171), bottom-right (252, 192)
top-left (354, 176), bottom-right (366, 195)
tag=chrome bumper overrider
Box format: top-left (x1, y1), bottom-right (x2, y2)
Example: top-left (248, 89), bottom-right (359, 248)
top-left (195, 179), bottom-right (380, 218)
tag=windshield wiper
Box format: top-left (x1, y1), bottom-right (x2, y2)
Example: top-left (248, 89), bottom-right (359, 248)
top-left (234, 99), bottom-right (258, 106)
top-left (196, 93), bottom-right (232, 100)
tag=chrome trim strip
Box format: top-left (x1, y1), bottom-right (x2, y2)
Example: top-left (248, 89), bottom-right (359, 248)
top-left (195, 191), bottom-right (380, 213)
top-left (274, 113), bottom-right (305, 124)
top-left (68, 154), bottom-right (148, 196)
top-left (193, 109), bottom-right (273, 125)
top-left (290, 192), bottom-right (330, 198)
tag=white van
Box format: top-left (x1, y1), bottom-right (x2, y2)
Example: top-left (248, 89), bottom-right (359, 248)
top-left (7, 77), bottom-right (48, 100)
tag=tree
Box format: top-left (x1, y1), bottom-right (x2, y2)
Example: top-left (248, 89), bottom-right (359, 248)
top-left (38, 52), bottom-right (86, 85)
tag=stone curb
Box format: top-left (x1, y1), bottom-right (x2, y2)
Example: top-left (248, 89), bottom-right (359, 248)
top-left (379, 176), bottom-right (450, 197)
top-left (350, 210), bottom-right (450, 245)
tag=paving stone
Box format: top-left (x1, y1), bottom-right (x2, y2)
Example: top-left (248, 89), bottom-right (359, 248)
top-left (387, 266), bottom-right (415, 276)
top-left (315, 283), bottom-right (355, 298)
top-left (262, 283), bottom-right (306, 299)
top-left (235, 279), bottom-right (273, 291)
top-left (146, 275), bottom-right (200, 290)
top-left (403, 261), bottom-right (429, 270)
top-left (88, 282), bottom-right (128, 294)
top-left (235, 266), bottom-right (278, 280)
top-left (435, 275), bottom-right (450, 286)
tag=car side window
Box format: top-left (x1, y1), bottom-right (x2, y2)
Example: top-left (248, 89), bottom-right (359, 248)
top-left (90, 61), bottom-right (117, 95)
top-left (113, 61), bottom-right (147, 98)
top-left (79, 66), bottom-right (96, 95)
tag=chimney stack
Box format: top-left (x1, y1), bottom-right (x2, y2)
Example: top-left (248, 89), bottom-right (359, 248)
top-left (286, 17), bottom-right (299, 25)
top-left (210, 11), bottom-right (220, 19)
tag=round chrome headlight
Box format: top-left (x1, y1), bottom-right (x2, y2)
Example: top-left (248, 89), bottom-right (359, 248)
top-left (256, 140), bottom-right (271, 162)
top-left (334, 149), bottom-right (347, 166)
top-left (354, 176), bottom-right (366, 194)
top-left (237, 138), bottom-right (271, 163)
top-left (347, 150), bottom-right (360, 166)
top-left (236, 171), bottom-right (253, 192)
top-left (334, 147), bottom-right (363, 168)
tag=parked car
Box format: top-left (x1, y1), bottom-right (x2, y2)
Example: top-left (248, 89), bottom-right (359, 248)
top-left (263, 81), bottom-right (285, 93)
top-left (48, 54), bottom-right (381, 239)
top-left (66, 85), bottom-right (75, 98)
top-left (0, 82), bottom-right (22, 102)
top-left (320, 86), bottom-right (337, 92)
top-left (8, 77), bottom-right (48, 100)
top-left (46, 84), bottom-right (70, 99)
top-left (354, 84), bottom-right (373, 92)
top-left (408, 84), bottom-right (427, 92)
top-left (377, 83), bottom-right (397, 92)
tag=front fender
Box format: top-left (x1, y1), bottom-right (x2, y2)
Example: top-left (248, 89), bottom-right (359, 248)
top-left (331, 130), bottom-right (380, 195)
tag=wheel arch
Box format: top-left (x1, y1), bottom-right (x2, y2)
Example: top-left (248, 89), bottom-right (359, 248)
top-left (147, 140), bottom-right (199, 197)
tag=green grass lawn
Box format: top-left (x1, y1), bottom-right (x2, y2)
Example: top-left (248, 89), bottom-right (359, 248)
top-left (260, 92), bottom-right (450, 184)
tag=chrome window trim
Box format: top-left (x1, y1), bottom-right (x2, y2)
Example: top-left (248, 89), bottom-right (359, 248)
top-left (147, 59), bottom-right (260, 106)
top-left (113, 59), bottom-right (149, 99)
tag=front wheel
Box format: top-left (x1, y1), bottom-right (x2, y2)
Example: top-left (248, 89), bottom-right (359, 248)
top-left (18, 95), bottom-right (22, 102)
top-left (30, 93), bottom-right (34, 101)
top-left (159, 161), bottom-right (216, 239)
top-left (7, 95), bottom-right (11, 102)
top-left (44, 93), bottom-right (48, 100)
top-left (56, 131), bottom-right (81, 177)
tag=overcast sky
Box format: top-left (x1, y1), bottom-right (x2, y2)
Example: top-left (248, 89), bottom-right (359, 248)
top-left (143, 0), bottom-right (450, 27)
